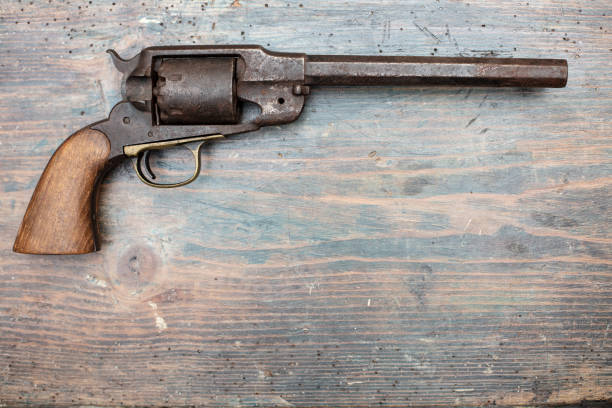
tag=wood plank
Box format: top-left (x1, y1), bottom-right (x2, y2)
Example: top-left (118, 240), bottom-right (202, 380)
top-left (0, 0), bottom-right (610, 406)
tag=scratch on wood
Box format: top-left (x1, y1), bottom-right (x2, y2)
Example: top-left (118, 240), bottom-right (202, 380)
top-left (95, 79), bottom-right (107, 112)
top-left (148, 301), bottom-right (167, 332)
top-left (414, 22), bottom-right (440, 43)
top-left (86, 274), bottom-right (108, 288)
top-left (444, 24), bottom-right (460, 49)
top-left (479, 94), bottom-right (489, 107)
top-left (463, 218), bottom-right (472, 231)
top-left (382, 18), bottom-right (391, 43)
top-left (466, 114), bottom-right (480, 127)
top-left (308, 281), bottom-right (319, 295)
top-left (138, 16), bottom-right (162, 25)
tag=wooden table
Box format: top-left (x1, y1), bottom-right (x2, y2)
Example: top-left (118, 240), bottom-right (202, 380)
top-left (1, 0), bottom-right (610, 406)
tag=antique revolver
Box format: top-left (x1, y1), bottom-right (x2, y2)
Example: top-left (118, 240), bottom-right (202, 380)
top-left (13, 45), bottom-right (567, 255)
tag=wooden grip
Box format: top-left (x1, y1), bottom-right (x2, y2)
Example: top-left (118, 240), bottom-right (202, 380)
top-left (14, 128), bottom-right (111, 254)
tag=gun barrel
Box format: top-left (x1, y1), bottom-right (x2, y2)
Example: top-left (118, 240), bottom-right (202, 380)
top-left (304, 55), bottom-right (567, 88)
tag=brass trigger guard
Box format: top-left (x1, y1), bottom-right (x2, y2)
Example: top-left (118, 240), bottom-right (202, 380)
top-left (123, 134), bottom-right (224, 188)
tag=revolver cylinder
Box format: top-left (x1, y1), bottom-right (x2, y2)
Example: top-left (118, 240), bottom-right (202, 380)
top-left (153, 57), bottom-right (239, 125)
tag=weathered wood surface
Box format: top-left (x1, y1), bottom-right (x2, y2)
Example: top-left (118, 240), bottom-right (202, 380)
top-left (0, 0), bottom-right (610, 406)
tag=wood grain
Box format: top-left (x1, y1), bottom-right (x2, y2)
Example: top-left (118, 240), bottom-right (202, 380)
top-left (13, 128), bottom-right (110, 254)
top-left (0, 0), bottom-right (610, 406)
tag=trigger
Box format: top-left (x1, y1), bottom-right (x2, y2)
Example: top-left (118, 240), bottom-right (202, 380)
top-left (142, 150), bottom-right (156, 180)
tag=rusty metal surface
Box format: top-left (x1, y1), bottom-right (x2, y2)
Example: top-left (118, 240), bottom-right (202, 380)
top-left (89, 45), bottom-right (571, 190)
top-left (102, 45), bottom-right (567, 162)
top-left (304, 55), bottom-right (568, 87)
top-left (154, 58), bottom-right (238, 125)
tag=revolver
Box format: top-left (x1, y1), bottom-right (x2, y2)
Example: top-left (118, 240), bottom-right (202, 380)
top-left (13, 45), bottom-right (567, 255)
